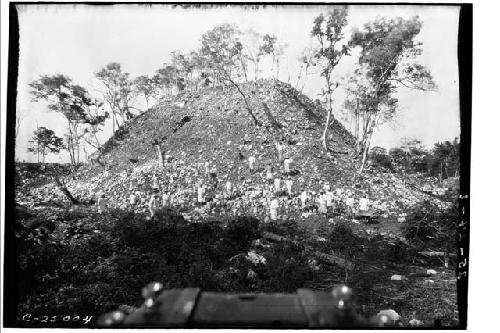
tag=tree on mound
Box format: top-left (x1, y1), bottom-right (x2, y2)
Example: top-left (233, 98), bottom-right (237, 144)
top-left (95, 63), bottom-right (137, 137)
top-left (199, 24), bottom-right (262, 126)
top-left (310, 6), bottom-right (351, 153)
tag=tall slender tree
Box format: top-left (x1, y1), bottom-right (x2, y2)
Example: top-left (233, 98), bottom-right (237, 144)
top-left (96, 63), bottom-right (136, 134)
top-left (310, 7), bottom-right (351, 153)
top-left (349, 16), bottom-right (436, 172)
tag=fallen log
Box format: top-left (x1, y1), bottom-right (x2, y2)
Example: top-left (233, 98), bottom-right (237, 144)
top-left (54, 177), bottom-right (79, 204)
top-left (262, 231), bottom-right (288, 242)
top-left (418, 251), bottom-right (457, 258)
top-left (261, 232), bottom-right (354, 270)
top-left (315, 251), bottom-right (355, 271)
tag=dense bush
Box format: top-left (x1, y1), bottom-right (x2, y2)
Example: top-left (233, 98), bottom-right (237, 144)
top-left (263, 218), bottom-right (300, 236)
top-left (256, 242), bottom-right (315, 292)
top-left (224, 216), bottom-right (261, 251)
top-left (328, 222), bottom-right (364, 258)
top-left (402, 200), bottom-right (458, 252)
top-left (111, 208), bottom-right (183, 249)
top-left (16, 211), bottom-right (63, 293)
top-left (370, 152), bottom-right (394, 171)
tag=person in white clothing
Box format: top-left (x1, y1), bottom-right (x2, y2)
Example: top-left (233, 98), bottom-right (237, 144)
top-left (270, 197), bottom-right (279, 221)
top-left (265, 164), bottom-right (273, 184)
top-left (248, 156), bottom-right (256, 172)
top-left (325, 190), bottom-right (334, 213)
top-left (300, 190), bottom-right (308, 209)
top-left (317, 191), bottom-right (328, 215)
top-left (283, 157), bottom-right (293, 173)
top-left (197, 185), bottom-right (206, 205)
top-left (97, 194), bottom-right (108, 213)
top-left (151, 173), bottom-right (159, 191)
top-left (129, 191), bottom-right (137, 206)
top-left (359, 195), bottom-right (370, 213)
top-left (276, 141), bottom-right (284, 162)
top-left (225, 180), bottom-right (232, 198)
top-left (204, 161), bottom-right (210, 175)
top-left (148, 192), bottom-right (161, 218)
top-left (285, 176), bottom-right (293, 195)
top-left (162, 191), bottom-right (170, 207)
top-left (274, 176), bottom-right (282, 193)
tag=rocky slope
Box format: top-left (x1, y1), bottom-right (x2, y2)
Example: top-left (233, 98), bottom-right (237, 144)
top-left (17, 79), bottom-right (452, 222)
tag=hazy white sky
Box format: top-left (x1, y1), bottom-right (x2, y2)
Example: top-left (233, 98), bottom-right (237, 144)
top-left (15, 4), bottom-right (460, 162)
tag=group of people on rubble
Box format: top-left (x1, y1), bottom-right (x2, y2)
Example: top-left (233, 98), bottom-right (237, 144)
top-left (95, 139), bottom-right (372, 221)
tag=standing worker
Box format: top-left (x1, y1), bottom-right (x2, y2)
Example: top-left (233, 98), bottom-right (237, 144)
top-left (97, 193), bottom-right (108, 213)
top-left (285, 176), bottom-right (293, 196)
top-left (284, 157), bottom-right (293, 173)
top-left (358, 194), bottom-right (370, 214)
top-left (300, 190), bottom-right (308, 210)
top-left (151, 173), bottom-right (160, 191)
top-left (265, 164), bottom-right (273, 184)
top-left (276, 141), bottom-right (284, 162)
top-left (274, 176), bottom-right (282, 193)
top-left (270, 196), bottom-right (279, 221)
top-left (225, 180), bottom-right (233, 198)
top-left (325, 187), bottom-right (334, 214)
top-left (197, 184), bottom-right (206, 206)
top-left (248, 155), bottom-right (256, 172)
top-left (317, 191), bottom-right (328, 216)
top-left (162, 190), bottom-right (170, 207)
top-left (148, 191), bottom-right (161, 219)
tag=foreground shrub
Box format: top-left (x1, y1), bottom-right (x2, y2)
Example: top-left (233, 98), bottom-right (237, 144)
top-left (371, 152), bottom-right (394, 171)
top-left (111, 209), bottom-right (184, 249)
top-left (15, 209), bottom-right (64, 293)
top-left (328, 222), bottom-right (363, 258)
top-left (402, 200), bottom-right (458, 252)
top-left (224, 216), bottom-right (260, 251)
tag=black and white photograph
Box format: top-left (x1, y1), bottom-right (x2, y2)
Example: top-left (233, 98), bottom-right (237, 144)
top-left (2, 1), bottom-right (472, 329)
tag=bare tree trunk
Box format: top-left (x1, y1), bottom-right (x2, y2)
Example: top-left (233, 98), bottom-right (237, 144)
top-left (439, 162), bottom-right (443, 183)
top-left (321, 108), bottom-right (333, 152)
top-left (295, 63), bottom-right (304, 90)
top-left (112, 113), bottom-right (116, 145)
top-left (358, 115), bottom-right (377, 173)
top-left (75, 127), bottom-right (80, 165)
top-left (262, 102), bottom-right (282, 130)
top-left (300, 64), bottom-right (310, 94)
top-left (354, 99), bottom-right (360, 143)
top-left (226, 76), bottom-right (261, 126)
top-left (358, 129), bottom-right (374, 173)
top-left (321, 75), bottom-right (334, 153)
top-left (54, 177), bottom-right (79, 204)
top-left (156, 144), bottom-right (164, 168)
top-left (66, 123), bottom-right (76, 167)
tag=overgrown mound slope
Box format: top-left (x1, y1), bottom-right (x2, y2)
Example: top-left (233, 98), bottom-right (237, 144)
top-left (19, 79), bottom-right (449, 219)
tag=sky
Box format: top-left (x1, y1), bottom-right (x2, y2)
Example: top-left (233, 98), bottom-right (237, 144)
top-left (15, 4), bottom-right (460, 163)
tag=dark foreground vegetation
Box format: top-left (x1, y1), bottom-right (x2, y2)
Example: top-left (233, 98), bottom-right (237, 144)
top-left (15, 196), bottom-right (459, 327)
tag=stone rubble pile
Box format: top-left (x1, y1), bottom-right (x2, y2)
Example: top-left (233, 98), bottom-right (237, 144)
top-left (17, 79), bottom-right (455, 223)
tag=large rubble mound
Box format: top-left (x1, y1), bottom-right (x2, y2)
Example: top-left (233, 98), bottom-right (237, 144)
top-left (17, 79), bottom-right (452, 222)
